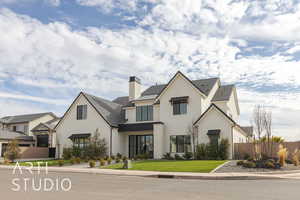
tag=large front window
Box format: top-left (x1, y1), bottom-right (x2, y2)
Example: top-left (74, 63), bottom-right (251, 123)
top-left (77, 105), bottom-right (87, 120)
top-left (170, 135), bottom-right (191, 153)
top-left (136, 105), bottom-right (153, 121)
top-left (129, 135), bottom-right (153, 158)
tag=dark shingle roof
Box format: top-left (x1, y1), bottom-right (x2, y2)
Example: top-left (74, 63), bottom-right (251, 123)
top-left (212, 85), bottom-right (235, 101)
top-left (83, 93), bottom-right (124, 126)
top-left (141, 78), bottom-right (219, 96)
top-left (112, 96), bottom-right (129, 106)
top-left (0, 112), bottom-right (56, 124)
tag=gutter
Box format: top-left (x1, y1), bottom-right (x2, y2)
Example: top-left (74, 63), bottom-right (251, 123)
top-left (110, 127), bottom-right (113, 157)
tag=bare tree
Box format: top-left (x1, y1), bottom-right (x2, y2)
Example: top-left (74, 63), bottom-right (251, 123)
top-left (263, 109), bottom-right (272, 157)
top-left (188, 125), bottom-right (198, 158)
top-left (253, 104), bottom-right (265, 140)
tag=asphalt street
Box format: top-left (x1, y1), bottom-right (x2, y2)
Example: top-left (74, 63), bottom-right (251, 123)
top-left (0, 168), bottom-right (299, 200)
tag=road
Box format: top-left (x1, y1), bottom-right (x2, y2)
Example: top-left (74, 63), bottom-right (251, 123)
top-left (0, 169), bottom-right (299, 200)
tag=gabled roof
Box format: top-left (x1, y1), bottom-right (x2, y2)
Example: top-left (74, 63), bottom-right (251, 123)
top-left (194, 103), bottom-right (236, 125)
top-left (194, 103), bottom-right (249, 137)
top-left (0, 112), bottom-right (57, 124)
top-left (83, 93), bottom-right (124, 127)
top-left (55, 92), bottom-right (124, 129)
top-left (212, 85), bottom-right (235, 101)
top-left (141, 71), bottom-right (219, 97)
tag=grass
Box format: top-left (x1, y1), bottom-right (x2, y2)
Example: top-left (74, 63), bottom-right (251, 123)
top-left (102, 160), bottom-right (226, 173)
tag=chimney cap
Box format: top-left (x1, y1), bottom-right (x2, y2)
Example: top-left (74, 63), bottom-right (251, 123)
top-left (129, 76), bottom-right (141, 84)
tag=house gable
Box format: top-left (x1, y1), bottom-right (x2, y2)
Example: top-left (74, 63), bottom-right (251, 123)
top-left (155, 71), bottom-right (207, 102)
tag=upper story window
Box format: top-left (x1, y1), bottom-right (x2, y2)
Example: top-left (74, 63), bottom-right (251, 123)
top-left (12, 125), bottom-right (17, 132)
top-left (136, 105), bottom-right (153, 121)
top-left (77, 105), bottom-right (87, 120)
top-left (170, 96), bottom-right (188, 115)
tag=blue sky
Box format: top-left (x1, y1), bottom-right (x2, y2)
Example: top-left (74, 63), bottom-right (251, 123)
top-left (0, 0), bottom-right (300, 140)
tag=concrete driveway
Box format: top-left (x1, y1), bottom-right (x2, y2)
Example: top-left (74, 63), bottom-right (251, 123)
top-left (0, 168), bottom-right (299, 200)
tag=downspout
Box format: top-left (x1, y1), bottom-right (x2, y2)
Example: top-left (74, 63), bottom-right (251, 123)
top-left (231, 125), bottom-right (234, 160)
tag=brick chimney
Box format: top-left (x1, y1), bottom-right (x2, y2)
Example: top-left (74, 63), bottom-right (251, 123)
top-left (129, 76), bottom-right (141, 101)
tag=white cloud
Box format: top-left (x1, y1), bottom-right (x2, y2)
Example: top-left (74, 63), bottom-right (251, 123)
top-left (1, 4), bottom-right (300, 140)
top-left (46, 0), bottom-right (60, 7)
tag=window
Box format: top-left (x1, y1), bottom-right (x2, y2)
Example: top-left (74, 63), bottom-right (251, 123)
top-left (72, 137), bottom-right (90, 148)
top-left (209, 135), bottom-right (219, 146)
top-left (136, 105), bottom-right (153, 121)
top-left (77, 105), bottom-right (87, 120)
top-left (12, 126), bottom-right (17, 131)
top-left (170, 135), bottom-right (191, 153)
top-left (173, 102), bottom-right (187, 115)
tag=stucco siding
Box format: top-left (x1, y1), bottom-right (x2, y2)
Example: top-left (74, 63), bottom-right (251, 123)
top-left (195, 107), bottom-right (234, 159)
top-left (158, 75), bottom-right (204, 153)
top-left (29, 114), bottom-right (55, 136)
top-left (55, 94), bottom-right (111, 158)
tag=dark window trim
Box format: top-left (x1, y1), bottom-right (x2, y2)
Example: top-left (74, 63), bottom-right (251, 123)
top-left (77, 105), bottom-right (87, 120)
top-left (136, 105), bottom-right (153, 121)
top-left (173, 101), bottom-right (187, 115)
top-left (170, 135), bottom-right (191, 153)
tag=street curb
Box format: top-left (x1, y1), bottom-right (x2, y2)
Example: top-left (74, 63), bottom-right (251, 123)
top-left (0, 165), bottom-right (291, 180)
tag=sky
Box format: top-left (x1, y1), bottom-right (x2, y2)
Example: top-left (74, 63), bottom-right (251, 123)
top-left (0, 0), bottom-right (300, 140)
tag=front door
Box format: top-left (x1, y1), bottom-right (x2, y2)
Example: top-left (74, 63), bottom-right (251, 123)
top-left (129, 135), bottom-right (153, 158)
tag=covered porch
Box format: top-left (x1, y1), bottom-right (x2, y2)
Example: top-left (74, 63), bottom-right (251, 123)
top-left (118, 122), bottom-right (164, 159)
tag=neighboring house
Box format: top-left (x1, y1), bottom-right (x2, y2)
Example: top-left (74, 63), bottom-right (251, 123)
top-left (55, 71), bottom-right (253, 159)
top-left (0, 112), bottom-right (58, 158)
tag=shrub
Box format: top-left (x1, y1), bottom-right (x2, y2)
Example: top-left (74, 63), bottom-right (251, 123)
top-left (137, 153), bottom-right (150, 160)
top-left (162, 153), bottom-right (174, 160)
top-left (70, 157), bottom-right (76, 165)
top-left (4, 140), bottom-right (20, 162)
top-left (207, 144), bottom-right (219, 160)
top-left (286, 159), bottom-right (293, 164)
top-left (84, 129), bottom-right (108, 160)
top-left (243, 153), bottom-right (251, 160)
top-left (111, 155), bottom-right (116, 160)
top-left (75, 157), bottom-right (81, 164)
top-left (62, 148), bottom-right (73, 160)
top-left (218, 139), bottom-right (230, 160)
top-left (237, 160), bottom-right (244, 166)
top-left (107, 158), bottom-right (112, 165)
top-left (174, 154), bottom-right (184, 160)
top-left (117, 153), bottom-right (122, 159)
top-left (116, 158), bottom-right (120, 163)
top-left (58, 160), bottom-right (64, 167)
top-left (196, 144), bottom-right (209, 160)
top-left (122, 156), bottom-right (128, 162)
top-left (89, 160), bottom-right (96, 168)
top-left (72, 146), bottom-right (82, 158)
top-left (265, 161), bottom-right (275, 169)
top-left (242, 161), bottom-right (256, 168)
top-left (277, 144), bottom-right (288, 167)
top-left (99, 159), bottom-right (106, 166)
top-left (104, 155), bottom-right (109, 160)
top-left (183, 152), bottom-right (193, 160)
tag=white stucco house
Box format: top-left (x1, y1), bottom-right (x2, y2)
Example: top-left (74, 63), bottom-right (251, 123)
top-left (55, 71), bottom-right (252, 159)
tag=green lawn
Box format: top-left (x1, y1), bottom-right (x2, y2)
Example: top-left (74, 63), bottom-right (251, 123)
top-left (102, 160), bottom-right (226, 173)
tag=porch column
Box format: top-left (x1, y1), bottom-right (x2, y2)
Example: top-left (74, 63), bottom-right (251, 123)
top-left (153, 123), bottom-right (164, 159)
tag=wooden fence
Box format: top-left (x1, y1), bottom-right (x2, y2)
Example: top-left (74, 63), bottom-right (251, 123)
top-left (19, 147), bottom-right (49, 159)
top-left (234, 142), bottom-right (300, 160)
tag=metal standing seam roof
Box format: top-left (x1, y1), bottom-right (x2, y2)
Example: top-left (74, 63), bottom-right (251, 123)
top-left (0, 112), bottom-right (56, 124)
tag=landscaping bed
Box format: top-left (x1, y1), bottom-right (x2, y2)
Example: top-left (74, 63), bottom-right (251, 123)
top-left (102, 160), bottom-right (227, 173)
top-left (214, 160), bottom-right (300, 173)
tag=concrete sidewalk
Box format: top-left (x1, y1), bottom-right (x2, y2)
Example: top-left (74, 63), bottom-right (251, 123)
top-left (1, 165), bottom-right (300, 180)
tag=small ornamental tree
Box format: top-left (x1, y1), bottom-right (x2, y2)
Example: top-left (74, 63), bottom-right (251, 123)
top-left (4, 139), bottom-right (20, 162)
top-left (84, 129), bottom-right (108, 159)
